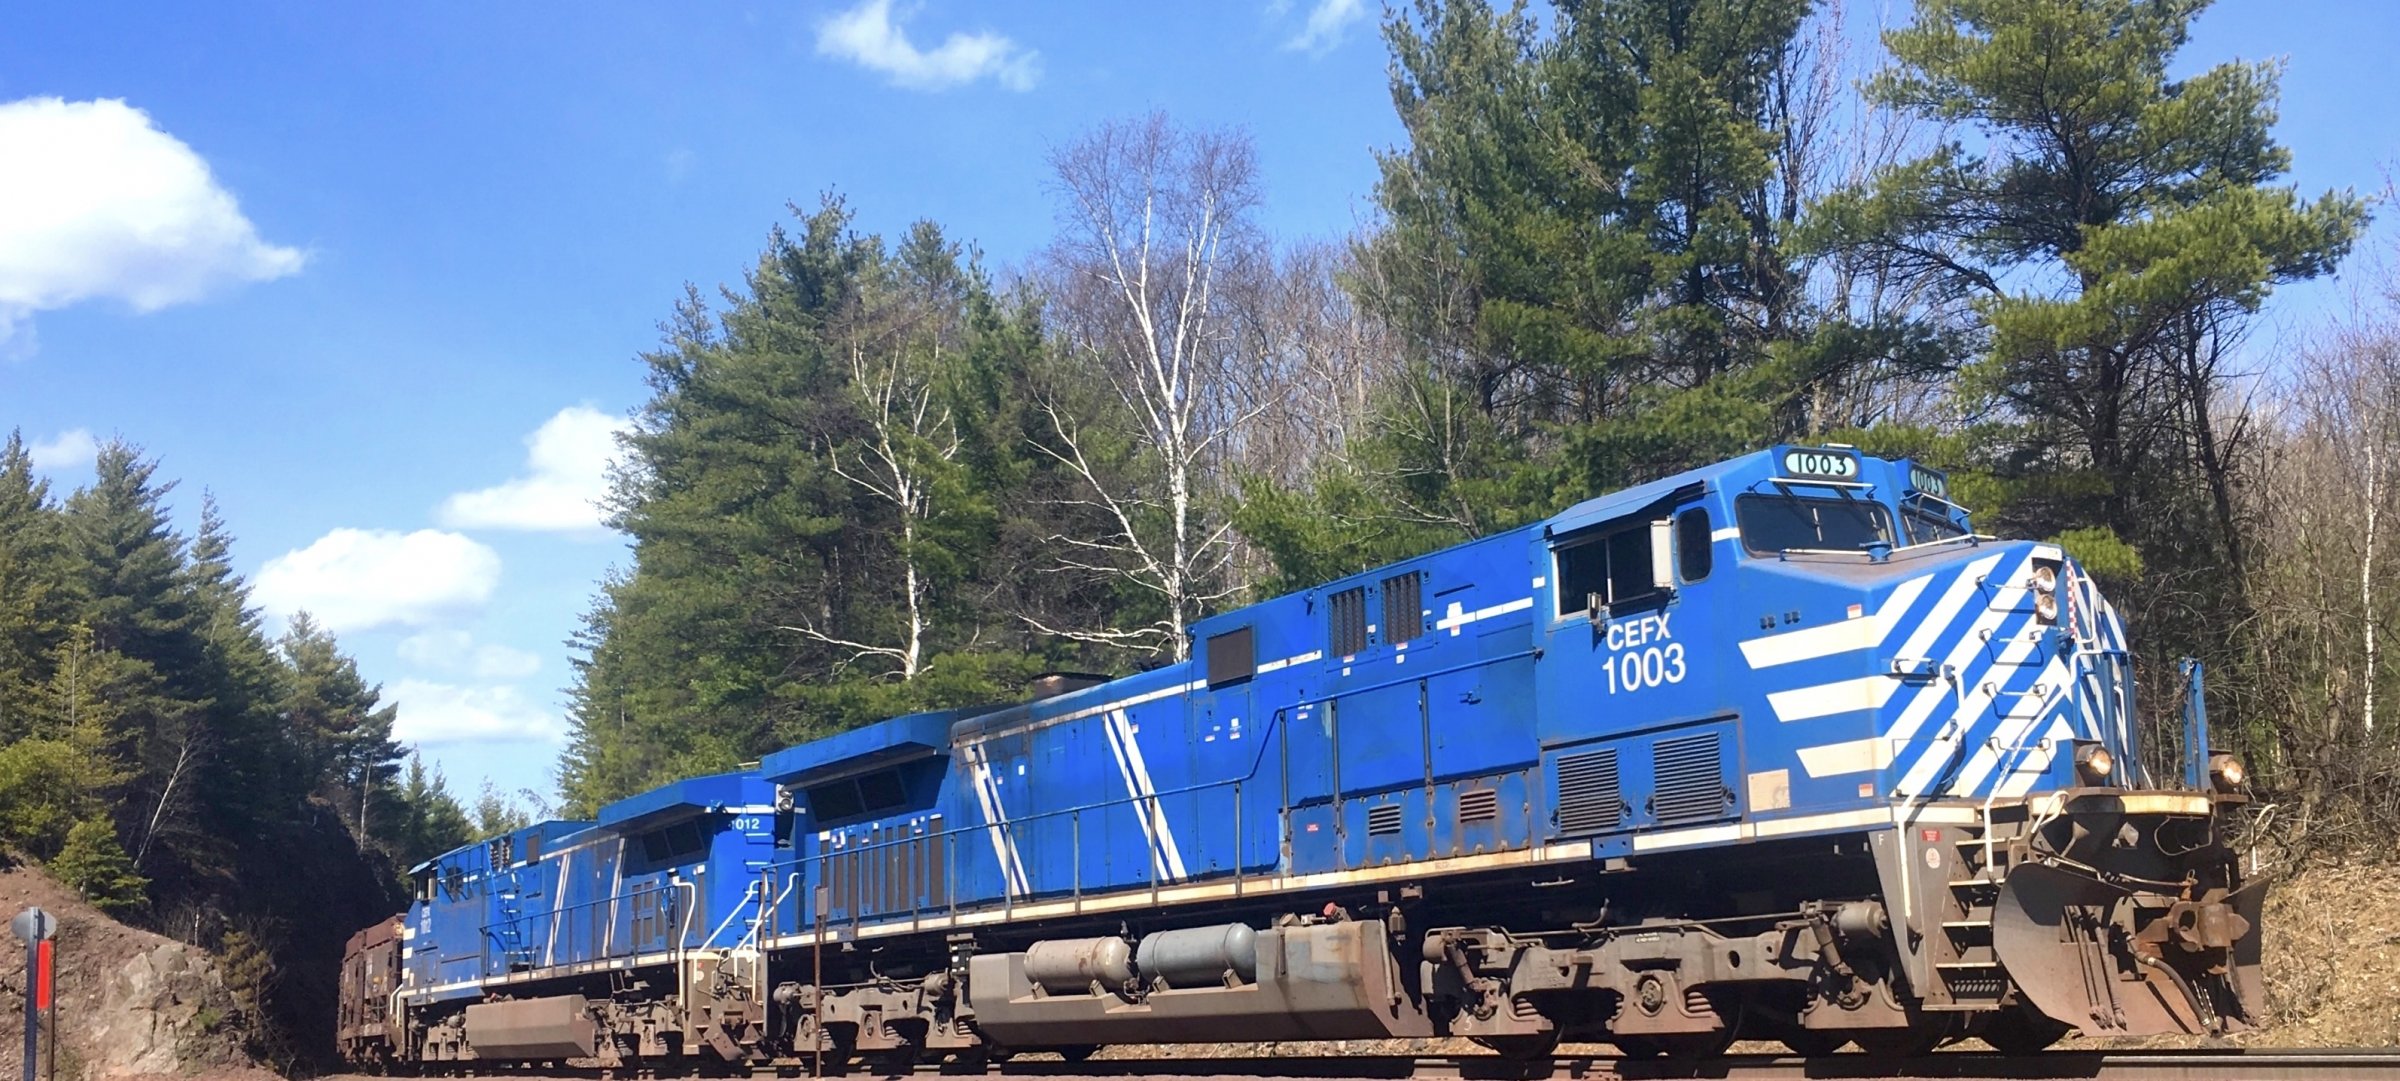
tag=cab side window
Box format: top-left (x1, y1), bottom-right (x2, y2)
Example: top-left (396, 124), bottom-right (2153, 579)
top-left (1676, 507), bottom-right (1712, 582)
top-left (1555, 524), bottom-right (1665, 617)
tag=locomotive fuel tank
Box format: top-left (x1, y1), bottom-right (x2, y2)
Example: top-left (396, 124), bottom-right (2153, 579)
top-left (969, 920), bottom-right (1430, 1046)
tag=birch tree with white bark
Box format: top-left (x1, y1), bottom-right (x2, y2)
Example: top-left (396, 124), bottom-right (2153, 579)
top-left (781, 227), bottom-right (974, 680)
top-left (1034, 114), bottom-right (1275, 660)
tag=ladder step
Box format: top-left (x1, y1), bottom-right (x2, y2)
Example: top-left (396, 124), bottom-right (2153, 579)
top-left (1941, 919), bottom-right (1993, 930)
top-left (1936, 960), bottom-right (2002, 970)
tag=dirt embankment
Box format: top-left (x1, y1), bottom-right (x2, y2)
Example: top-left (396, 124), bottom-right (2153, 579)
top-left (2223, 857), bottom-right (2400, 1047)
top-left (0, 866), bottom-right (273, 1081)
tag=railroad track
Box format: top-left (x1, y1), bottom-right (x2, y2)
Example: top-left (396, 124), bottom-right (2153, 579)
top-left (395, 1049), bottom-right (2400, 1081)
top-left (968, 1050), bottom-right (2400, 1081)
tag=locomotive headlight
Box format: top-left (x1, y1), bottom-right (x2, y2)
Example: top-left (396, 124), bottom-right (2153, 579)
top-left (2072, 742), bottom-right (2114, 784)
top-left (2030, 560), bottom-right (2061, 624)
top-left (2208, 752), bottom-right (2247, 789)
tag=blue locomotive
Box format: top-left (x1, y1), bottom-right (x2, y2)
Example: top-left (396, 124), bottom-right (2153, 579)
top-left (338, 445), bottom-right (2260, 1066)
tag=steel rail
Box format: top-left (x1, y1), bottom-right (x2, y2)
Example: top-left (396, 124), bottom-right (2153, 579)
top-left (976, 1050), bottom-right (2400, 1081)
top-left (370, 1048), bottom-right (2400, 1081)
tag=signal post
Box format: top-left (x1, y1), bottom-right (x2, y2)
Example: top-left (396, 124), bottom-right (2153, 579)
top-left (11, 908), bottom-right (54, 1081)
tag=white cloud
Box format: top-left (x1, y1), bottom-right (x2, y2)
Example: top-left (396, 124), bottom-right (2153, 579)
top-left (398, 629), bottom-right (542, 680)
top-left (0, 97), bottom-right (305, 349)
top-left (438, 405), bottom-right (629, 534)
top-left (27, 428), bottom-right (97, 472)
top-left (387, 679), bottom-right (565, 745)
top-left (1283, 0), bottom-right (1367, 53)
top-left (252, 528), bottom-right (501, 633)
top-left (817, 0), bottom-right (1041, 92)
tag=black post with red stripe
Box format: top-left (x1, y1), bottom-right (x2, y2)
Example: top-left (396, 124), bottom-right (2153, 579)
top-left (11, 908), bottom-right (55, 1081)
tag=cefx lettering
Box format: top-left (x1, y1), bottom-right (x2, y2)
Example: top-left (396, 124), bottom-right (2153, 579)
top-left (1604, 612), bottom-right (1673, 650)
top-left (1602, 613), bottom-right (1685, 693)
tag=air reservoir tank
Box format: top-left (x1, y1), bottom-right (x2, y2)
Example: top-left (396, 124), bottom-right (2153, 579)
top-left (1023, 936), bottom-right (1135, 994)
top-left (1135, 923), bottom-right (1258, 988)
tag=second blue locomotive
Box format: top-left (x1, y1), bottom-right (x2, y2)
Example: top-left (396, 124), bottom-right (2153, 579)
top-left (339, 445), bottom-right (2260, 1065)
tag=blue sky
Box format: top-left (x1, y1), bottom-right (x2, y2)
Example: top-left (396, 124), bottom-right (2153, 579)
top-left (3, 0), bottom-right (2393, 808)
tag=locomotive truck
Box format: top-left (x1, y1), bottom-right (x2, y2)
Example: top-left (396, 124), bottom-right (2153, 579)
top-left (339, 445), bottom-right (2260, 1066)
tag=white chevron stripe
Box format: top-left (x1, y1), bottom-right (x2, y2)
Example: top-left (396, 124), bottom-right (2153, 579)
top-left (1893, 599), bottom-right (2046, 797)
top-left (1769, 675), bottom-right (1904, 722)
top-left (1883, 552), bottom-right (2017, 749)
top-left (964, 744), bottom-right (1029, 897)
top-left (1947, 651), bottom-right (2071, 796)
top-left (1102, 708), bottom-right (1188, 882)
top-left (1796, 737), bottom-right (1895, 777)
top-left (1740, 574), bottom-right (1932, 668)
top-left (1998, 716), bottom-right (2078, 798)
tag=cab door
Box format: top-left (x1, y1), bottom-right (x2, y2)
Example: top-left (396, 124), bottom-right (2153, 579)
top-left (1535, 500), bottom-right (1739, 836)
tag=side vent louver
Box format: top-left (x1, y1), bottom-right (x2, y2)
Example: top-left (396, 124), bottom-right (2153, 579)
top-left (1367, 803), bottom-right (1404, 836)
top-left (1556, 748), bottom-right (1623, 834)
top-left (1458, 787), bottom-right (1499, 822)
top-left (1652, 733), bottom-right (1728, 823)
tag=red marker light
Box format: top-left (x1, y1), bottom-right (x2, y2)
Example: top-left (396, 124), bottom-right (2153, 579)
top-left (34, 940), bottom-right (52, 1011)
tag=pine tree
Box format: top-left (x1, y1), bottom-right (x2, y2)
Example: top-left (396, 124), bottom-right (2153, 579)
top-left (382, 756), bottom-right (473, 870)
top-left (1248, 0), bottom-right (1901, 584)
top-left (182, 492), bottom-right (305, 841)
top-left (278, 613), bottom-right (402, 833)
top-left (61, 442), bottom-right (196, 665)
top-left (1817, 0), bottom-right (2366, 544)
top-left (49, 817), bottom-right (147, 913)
top-left (0, 432), bottom-right (68, 739)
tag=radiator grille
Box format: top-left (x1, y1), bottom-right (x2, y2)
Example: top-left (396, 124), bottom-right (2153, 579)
top-left (1382, 573), bottom-right (1423, 644)
top-left (1330, 587), bottom-right (1368, 656)
top-left (1556, 749), bottom-right (1623, 834)
top-left (1458, 787), bottom-right (1499, 822)
top-left (1653, 734), bottom-right (1727, 823)
top-left (1367, 803), bottom-right (1404, 836)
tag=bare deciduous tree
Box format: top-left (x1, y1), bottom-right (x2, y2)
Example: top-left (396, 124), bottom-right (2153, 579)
top-left (1033, 114), bottom-right (1276, 659)
top-left (2240, 241), bottom-right (2400, 841)
top-left (780, 238), bottom-right (972, 680)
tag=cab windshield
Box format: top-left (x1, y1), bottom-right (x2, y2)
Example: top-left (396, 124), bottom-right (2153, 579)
top-left (1903, 502), bottom-right (1969, 544)
top-left (1737, 494), bottom-right (1895, 555)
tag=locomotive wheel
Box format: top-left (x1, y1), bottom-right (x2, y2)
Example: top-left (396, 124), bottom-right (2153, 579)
top-left (1616, 996), bottom-right (1742, 1059)
top-left (1979, 1008), bottom-right (2072, 1055)
top-left (1778, 1029), bottom-right (1849, 1056)
top-left (1054, 1044), bottom-right (1101, 1063)
top-left (865, 1043), bottom-right (920, 1075)
top-left (1850, 1018), bottom-right (1952, 1057)
top-left (1471, 1030), bottom-right (1563, 1060)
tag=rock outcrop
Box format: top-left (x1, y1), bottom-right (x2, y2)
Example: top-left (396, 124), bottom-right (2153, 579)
top-left (0, 866), bottom-right (257, 1080)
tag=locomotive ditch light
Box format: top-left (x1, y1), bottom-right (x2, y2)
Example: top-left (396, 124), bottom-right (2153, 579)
top-left (2072, 742), bottom-right (2114, 784)
top-left (2208, 752), bottom-right (2247, 790)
